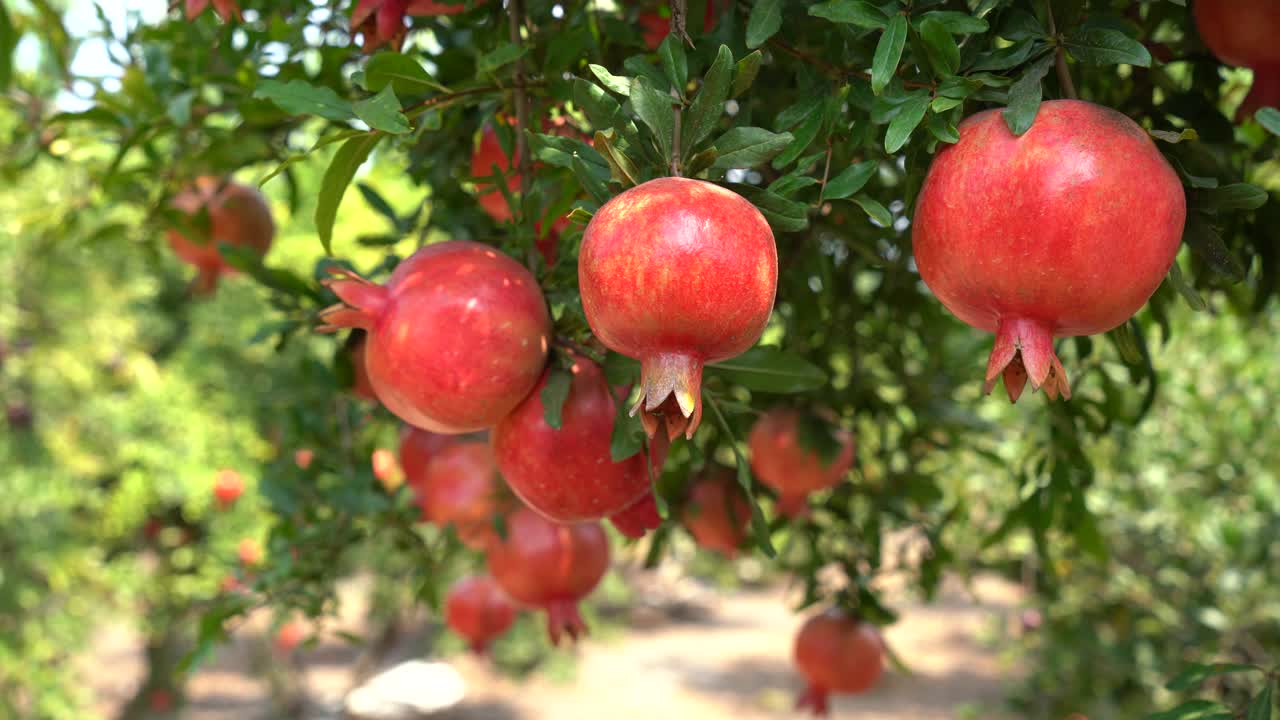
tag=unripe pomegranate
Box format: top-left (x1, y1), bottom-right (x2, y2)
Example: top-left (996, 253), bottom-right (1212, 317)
top-left (371, 448), bottom-right (403, 492)
top-left (793, 610), bottom-right (884, 715)
top-left (444, 574), bottom-right (518, 654)
top-left (748, 409), bottom-right (854, 518)
top-left (421, 442), bottom-right (511, 549)
top-left (913, 100), bottom-right (1184, 402)
top-left (213, 469), bottom-right (244, 509)
top-left (681, 467), bottom-right (751, 557)
top-left (492, 354), bottom-right (651, 533)
top-left (237, 538), bottom-right (263, 567)
top-left (167, 177), bottom-right (274, 294)
top-left (317, 241), bottom-right (552, 433)
top-left (348, 333), bottom-right (379, 402)
top-left (486, 507), bottom-right (609, 645)
top-left (580, 178), bottom-right (777, 439)
top-left (1195, 0), bottom-right (1280, 119)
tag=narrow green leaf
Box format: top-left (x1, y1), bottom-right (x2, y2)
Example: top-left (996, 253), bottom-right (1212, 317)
top-left (1109, 321), bottom-right (1142, 365)
top-left (572, 153), bottom-right (611, 205)
top-left (573, 78), bottom-right (639, 145)
top-left (919, 17), bottom-right (960, 76)
top-left (1184, 212), bottom-right (1246, 280)
top-left (732, 50), bottom-right (764, 98)
top-left (853, 194), bottom-right (892, 226)
top-left (589, 64), bottom-right (632, 96)
top-left (478, 42), bottom-right (528, 74)
top-left (1002, 54), bottom-right (1054, 136)
top-left (540, 368), bottom-right (573, 430)
top-left (885, 92), bottom-right (931, 152)
top-left (710, 127), bottom-right (794, 169)
top-left (610, 390), bottom-right (644, 461)
top-left (872, 15), bottom-right (909, 95)
top-left (1199, 183), bottom-right (1268, 211)
top-left (630, 76), bottom-right (676, 163)
top-left (683, 45), bottom-right (734, 155)
top-left (658, 34), bottom-right (688, 95)
top-left (807, 0), bottom-right (889, 29)
top-left (1146, 699), bottom-right (1232, 720)
top-left (594, 130), bottom-right (641, 187)
top-left (254, 79), bottom-right (355, 121)
top-left (1149, 128), bottom-right (1199, 144)
top-left (920, 10), bottom-right (989, 35)
top-left (730, 184), bottom-right (810, 232)
top-left (1247, 683), bottom-right (1273, 720)
top-left (1165, 261), bottom-right (1206, 312)
top-left (745, 0), bottom-right (783, 49)
top-left (1064, 27), bottom-right (1152, 67)
top-left (704, 394), bottom-right (776, 558)
top-left (363, 52), bottom-right (448, 94)
top-left (823, 160), bottom-right (878, 200)
top-left (0, 3), bottom-right (14, 91)
top-left (1257, 107), bottom-right (1280, 136)
top-left (772, 104), bottom-right (825, 168)
top-left (1166, 663), bottom-right (1262, 691)
top-left (708, 347), bottom-right (828, 393)
top-left (316, 134), bottom-right (380, 254)
top-left (926, 114), bottom-right (961, 144)
top-left (356, 182), bottom-right (398, 224)
top-left (969, 38), bottom-right (1040, 72)
top-left (353, 85), bottom-right (410, 134)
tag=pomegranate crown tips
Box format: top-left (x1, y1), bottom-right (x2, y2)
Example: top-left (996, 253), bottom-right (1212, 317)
top-left (578, 178), bottom-right (779, 440)
top-left (912, 100), bottom-right (1185, 404)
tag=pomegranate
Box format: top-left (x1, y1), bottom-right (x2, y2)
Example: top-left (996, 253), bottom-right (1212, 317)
top-left (421, 442), bottom-right (510, 549)
top-left (147, 688), bottom-right (174, 713)
top-left (681, 467), bottom-right (751, 557)
top-left (912, 100), bottom-right (1184, 402)
top-left (238, 538), bottom-right (263, 567)
top-left (486, 506), bottom-right (609, 644)
top-left (399, 425), bottom-right (453, 489)
top-left (167, 177), bottom-right (274, 294)
top-left (1195, 1), bottom-right (1280, 119)
top-left (317, 241), bottom-right (552, 433)
top-left (793, 610), bottom-right (885, 715)
top-left (348, 333), bottom-right (379, 402)
top-left (492, 354), bottom-right (653, 533)
top-left (294, 448), bottom-right (314, 470)
top-left (185, 0), bottom-right (239, 21)
top-left (444, 574), bottom-right (518, 654)
top-left (638, 0), bottom-right (727, 50)
top-left (352, 0), bottom-right (477, 51)
top-left (274, 621), bottom-right (306, 654)
top-left (213, 469), bottom-right (244, 509)
top-left (579, 177), bottom-right (777, 439)
top-left (471, 124), bottom-right (520, 224)
top-left (371, 448), bottom-right (403, 492)
top-left (608, 492), bottom-right (663, 539)
top-left (748, 409), bottom-right (854, 518)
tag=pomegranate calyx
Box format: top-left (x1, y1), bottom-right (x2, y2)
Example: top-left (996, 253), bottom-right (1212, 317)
top-left (982, 317), bottom-right (1071, 403)
top-left (545, 600), bottom-right (588, 646)
top-left (609, 492), bottom-right (661, 538)
top-left (632, 353), bottom-right (703, 440)
top-left (316, 270), bottom-right (389, 332)
top-left (795, 684), bottom-right (831, 716)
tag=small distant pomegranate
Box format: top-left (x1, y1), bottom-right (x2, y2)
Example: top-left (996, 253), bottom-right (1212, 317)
top-left (185, 0), bottom-right (239, 22)
top-left (445, 574), bottom-right (518, 654)
top-left (317, 241), bottom-right (552, 433)
top-left (913, 100), bottom-right (1184, 402)
top-left (793, 610), bottom-right (884, 715)
top-left (421, 442), bottom-right (510, 549)
top-left (213, 469), bottom-right (244, 509)
top-left (487, 507), bottom-right (609, 644)
top-left (638, 0), bottom-right (728, 50)
top-left (1194, 0), bottom-right (1280, 118)
top-left (294, 448), bottom-right (314, 470)
top-left (748, 409), bottom-right (854, 518)
top-left (167, 177), bottom-right (274, 294)
top-left (371, 448), bottom-right (403, 492)
top-left (580, 178), bottom-right (777, 440)
top-left (237, 538), bottom-right (263, 567)
top-left (681, 467), bottom-right (751, 557)
top-left (274, 621), bottom-right (306, 655)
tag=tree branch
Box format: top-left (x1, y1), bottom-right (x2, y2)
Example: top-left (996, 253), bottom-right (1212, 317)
top-left (1046, 0), bottom-right (1078, 100)
top-left (508, 0), bottom-right (533, 205)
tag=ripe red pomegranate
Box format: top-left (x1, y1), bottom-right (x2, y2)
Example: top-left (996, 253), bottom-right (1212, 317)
top-left (748, 409), bottom-right (854, 518)
top-left (348, 333), bottom-right (379, 402)
top-left (638, 0), bottom-right (727, 50)
top-left (492, 354), bottom-right (654, 533)
top-left (274, 621), bottom-right (306, 654)
top-left (421, 442), bottom-right (511, 549)
top-left (294, 448), bottom-right (314, 470)
top-left (399, 425), bottom-right (453, 488)
top-left (1195, 0), bottom-right (1280, 119)
top-left (793, 610), bottom-right (885, 715)
top-left (238, 538), bottom-right (263, 567)
top-left (213, 469), bottom-right (244, 509)
top-left (471, 124), bottom-right (520, 224)
top-left (486, 507), bottom-right (609, 645)
top-left (167, 177), bottom-right (274, 294)
top-left (681, 467), bottom-right (751, 557)
top-left (185, 0), bottom-right (239, 21)
top-left (352, 0), bottom-right (477, 50)
top-left (608, 492), bottom-right (663, 539)
top-left (912, 100), bottom-right (1184, 402)
top-left (580, 178), bottom-right (777, 440)
top-left (317, 241), bottom-right (552, 433)
top-left (444, 574), bottom-right (518, 654)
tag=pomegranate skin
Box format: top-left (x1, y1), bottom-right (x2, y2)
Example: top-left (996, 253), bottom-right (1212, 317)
top-left (317, 241), bottom-right (552, 433)
top-left (486, 507), bottom-right (609, 645)
top-left (471, 125), bottom-right (520, 223)
top-left (1195, 0), bottom-right (1280, 118)
top-left (681, 467), bottom-right (752, 558)
top-left (421, 442), bottom-right (510, 549)
top-left (399, 425), bottom-right (454, 490)
top-left (793, 610), bottom-right (885, 716)
top-left (445, 574), bottom-right (518, 655)
top-left (912, 100), bottom-right (1185, 402)
top-left (491, 355), bottom-right (651, 530)
top-left (167, 177), bottom-right (274, 294)
top-left (580, 178), bottom-right (777, 440)
top-left (748, 409), bottom-right (854, 518)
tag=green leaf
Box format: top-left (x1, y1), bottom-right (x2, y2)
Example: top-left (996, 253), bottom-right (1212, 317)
top-left (353, 85), bottom-right (410, 135)
top-left (919, 17), bottom-right (960, 76)
top-left (589, 64), bottom-right (632, 96)
top-left (772, 103), bottom-right (825, 168)
top-left (746, 0), bottom-right (782, 49)
top-left (683, 45), bottom-right (734, 155)
top-left (1150, 128), bottom-right (1199, 144)
top-left (1064, 27), bottom-right (1152, 67)
top-left (254, 79), bottom-right (355, 122)
top-left (356, 182), bottom-right (398, 225)
top-left (572, 153), bottom-right (611, 205)
top-left (710, 127), bottom-right (794, 169)
top-left (1257, 107), bottom-right (1280, 136)
top-left (1109, 321), bottom-right (1142, 364)
top-left (1184, 213), bottom-right (1246, 280)
top-left (886, 92), bottom-right (931, 153)
top-left (920, 10), bottom-right (989, 35)
top-left (707, 347), bottom-right (828, 393)
top-left (316, 134), bottom-right (380, 254)
top-left (540, 368), bottom-right (573, 430)
top-left (0, 3), bottom-right (14, 91)
top-left (926, 114), bottom-right (961, 144)
top-left (1165, 261), bottom-right (1206, 312)
top-left (574, 78), bottom-right (638, 145)
top-left (704, 394), bottom-right (776, 558)
top-left (732, 50), bottom-right (764, 98)
top-left (1166, 663), bottom-right (1263, 691)
top-left (807, 0), bottom-right (889, 29)
top-left (1146, 699), bottom-right (1232, 720)
top-left (769, 173), bottom-right (820, 197)
top-left (1200, 183), bottom-right (1268, 211)
top-left (1247, 683), bottom-right (1273, 720)
top-left (609, 391), bottom-right (644, 461)
top-left (630, 76), bottom-right (676, 163)
top-left (1002, 54), bottom-right (1054, 136)
top-left (853, 194), bottom-right (892, 226)
top-left (658, 34), bottom-right (688, 95)
top-left (872, 15), bottom-right (909, 95)
top-left (166, 91), bottom-right (195, 126)
top-left (594, 130), bottom-right (641, 187)
top-left (823, 160), bottom-right (878, 200)
top-left (363, 52), bottom-right (447, 94)
top-left (478, 42), bottom-right (528, 74)
top-left (969, 38), bottom-right (1040, 72)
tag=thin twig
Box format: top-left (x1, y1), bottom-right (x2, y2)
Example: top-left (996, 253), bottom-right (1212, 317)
top-left (1046, 1), bottom-right (1078, 100)
top-left (407, 82), bottom-right (546, 114)
top-left (769, 38), bottom-right (934, 90)
top-left (669, 0), bottom-right (689, 175)
top-left (819, 137), bottom-right (834, 199)
top-left (507, 0), bottom-right (533, 203)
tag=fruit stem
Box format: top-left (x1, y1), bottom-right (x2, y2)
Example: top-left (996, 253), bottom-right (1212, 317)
top-left (1046, 0), bottom-right (1078, 100)
top-left (984, 317), bottom-right (1071, 403)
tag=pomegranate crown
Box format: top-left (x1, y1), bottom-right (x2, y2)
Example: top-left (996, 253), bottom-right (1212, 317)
top-left (316, 267), bottom-right (390, 333)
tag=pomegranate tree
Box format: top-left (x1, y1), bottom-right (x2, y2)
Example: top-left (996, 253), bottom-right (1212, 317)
top-left (317, 241), bottom-right (552, 433)
top-left (748, 409), bottom-right (854, 517)
top-left (681, 467), bottom-right (751, 558)
top-left (912, 100), bottom-right (1185, 402)
top-left (579, 177), bottom-right (778, 439)
top-left (793, 610), bottom-right (884, 715)
top-left (486, 506), bottom-right (609, 645)
top-left (420, 442), bottom-right (510, 549)
top-left (444, 574), bottom-right (518, 654)
top-left (1194, 0), bottom-right (1280, 118)
top-left (167, 177), bottom-right (274, 294)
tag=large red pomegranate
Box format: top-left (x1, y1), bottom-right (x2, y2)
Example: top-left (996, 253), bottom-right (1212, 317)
top-left (167, 177), bottom-right (274, 294)
top-left (213, 469), bottom-right (244, 509)
top-left (444, 574), bottom-right (518, 655)
top-left (1195, 0), bottom-right (1280, 119)
top-left (421, 442), bottom-right (511, 549)
top-left (793, 610), bottom-right (884, 715)
top-left (486, 506), bottom-right (610, 645)
top-left (492, 354), bottom-right (653, 533)
top-left (681, 467), bottom-right (751, 557)
top-left (352, 0), bottom-right (478, 51)
top-left (912, 100), bottom-right (1185, 402)
top-left (317, 241), bottom-right (552, 433)
top-left (748, 409), bottom-right (854, 518)
top-left (579, 178), bottom-right (777, 440)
